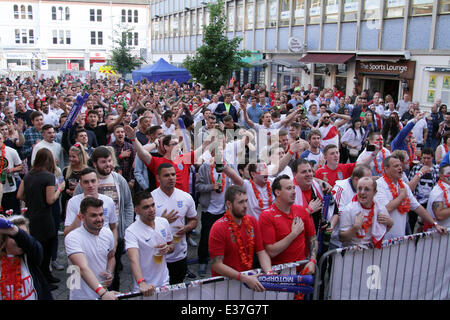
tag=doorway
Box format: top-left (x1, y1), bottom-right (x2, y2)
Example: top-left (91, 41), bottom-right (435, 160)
top-left (366, 77), bottom-right (400, 104)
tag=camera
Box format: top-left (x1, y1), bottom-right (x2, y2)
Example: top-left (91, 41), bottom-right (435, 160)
top-left (215, 163), bottom-right (223, 173)
top-left (367, 145), bottom-right (376, 152)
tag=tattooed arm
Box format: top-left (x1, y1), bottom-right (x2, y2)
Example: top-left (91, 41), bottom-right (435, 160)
top-left (302, 235), bottom-right (318, 275)
top-left (211, 255), bottom-right (265, 292)
top-left (432, 201), bottom-right (450, 222)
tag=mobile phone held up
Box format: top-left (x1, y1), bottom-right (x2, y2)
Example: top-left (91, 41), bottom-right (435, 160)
top-left (366, 144), bottom-right (376, 152)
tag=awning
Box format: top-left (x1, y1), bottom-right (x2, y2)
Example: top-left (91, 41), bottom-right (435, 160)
top-left (249, 58), bottom-right (305, 68)
top-left (299, 53), bottom-right (355, 64)
top-left (357, 55), bottom-right (405, 62)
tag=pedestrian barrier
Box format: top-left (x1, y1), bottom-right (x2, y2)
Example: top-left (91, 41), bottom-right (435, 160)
top-left (117, 260), bottom-right (308, 300)
top-left (313, 228), bottom-right (450, 300)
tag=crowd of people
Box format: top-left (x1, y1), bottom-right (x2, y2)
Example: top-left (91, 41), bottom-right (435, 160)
top-left (0, 73), bottom-right (449, 301)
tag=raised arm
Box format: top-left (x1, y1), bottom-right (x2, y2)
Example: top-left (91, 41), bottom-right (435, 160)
top-left (124, 125), bottom-right (153, 165)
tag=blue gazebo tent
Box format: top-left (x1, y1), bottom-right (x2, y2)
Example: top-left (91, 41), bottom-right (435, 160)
top-left (132, 58), bottom-right (191, 83)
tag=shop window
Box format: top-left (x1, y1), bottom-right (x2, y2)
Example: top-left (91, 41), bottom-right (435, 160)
top-left (309, 0), bottom-right (322, 24)
top-left (97, 9), bottom-right (102, 22)
top-left (267, 0), bottom-right (278, 27)
top-left (294, 0), bottom-right (305, 25)
top-left (21, 5), bottom-right (26, 19)
top-left (52, 7), bottom-right (56, 20)
top-left (280, 0), bottom-right (291, 27)
top-left (245, 0), bottom-right (255, 30)
top-left (385, 0), bottom-right (405, 18)
top-left (363, 0), bottom-right (381, 20)
top-left (227, 4), bottom-right (235, 31)
top-left (325, 0), bottom-right (339, 23)
top-left (14, 5), bottom-right (19, 19)
top-left (134, 10), bottom-right (138, 23)
top-left (236, 1), bottom-right (244, 31)
top-left (314, 75), bottom-right (325, 90)
top-left (440, 0), bottom-right (450, 14)
top-left (343, 0), bottom-right (359, 21)
top-left (427, 74), bottom-right (450, 105)
top-left (28, 6), bottom-right (33, 19)
top-left (411, 0), bottom-right (433, 15)
top-left (256, 0), bottom-right (265, 28)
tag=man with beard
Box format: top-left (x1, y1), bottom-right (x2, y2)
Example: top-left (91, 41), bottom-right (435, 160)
top-left (73, 146), bottom-right (134, 291)
top-left (209, 185), bottom-right (273, 291)
top-left (109, 125), bottom-right (135, 185)
top-left (259, 175), bottom-right (317, 272)
top-left (64, 197), bottom-right (120, 300)
top-left (374, 156), bottom-right (447, 239)
top-left (316, 111), bottom-right (350, 149)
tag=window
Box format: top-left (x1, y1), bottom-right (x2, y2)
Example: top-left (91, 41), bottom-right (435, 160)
top-left (21, 29), bottom-right (27, 44)
top-left (280, 0), bottom-right (291, 27)
top-left (309, 0), bottom-right (321, 24)
top-left (134, 10), bottom-right (138, 23)
top-left (59, 30), bottom-right (64, 44)
top-left (169, 15), bottom-right (173, 36)
top-left (268, 0), bottom-right (278, 27)
top-left (159, 19), bottom-right (164, 38)
top-left (58, 7), bottom-right (63, 20)
top-left (236, 1), bottom-right (244, 31)
top-left (65, 7), bottom-right (70, 20)
top-left (179, 13), bottom-right (184, 34)
top-left (363, 0), bottom-right (381, 20)
top-left (198, 10), bottom-right (204, 34)
top-left (153, 20), bottom-right (159, 38)
top-left (97, 9), bottom-right (102, 21)
top-left (173, 14), bottom-right (179, 36)
top-left (66, 31), bottom-right (71, 44)
top-left (326, 0), bottom-right (339, 23)
top-left (164, 16), bottom-right (169, 37)
top-left (227, 3), bottom-right (234, 31)
top-left (52, 7), bottom-right (56, 20)
top-left (128, 9), bottom-right (132, 23)
top-left (441, 0), bottom-right (450, 13)
top-left (314, 64), bottom-right (326, 89)
top-left (192, 11), bottom-right (197, 34)
top-left (426, 74), bottom-right (450, 105)
top-left (28, 5), bottom-right (33, 19)
top-left (205, 9), bottom-right (210, 27)
top-left (53, 30), bottom-right (57, 44)
top-left (411, 0), bottom-right (433, 15)
top-left (91, 31), bottom-right (96, 45)
top-left (122, 9), bottom-right (126, 22)
top-left (256, 0), bottom-right (265, 28)
top-left (14, 5), bottom-right (19, 19)
top-left (294, 0), bottom-right (305, 25)
top-left (343, 0), bottom-right (359, 21)
top-left (21, 5), bottom-right (26, 19)
top-left (15, 29), bottom-right (20, 43)
top-left (385, 0), bottom-right (405, 18)
top-left (185, 13), bottom-right (190, 35)
top-left (90, 9), bottom-right (95, 21)
top-left (245, 0), bottom-right (255, 30)
top-left (98, 32), bottom-right (103, 45)
top-left (127, 32), bottom-right (132, 45)
top-left (134, 32), bottom-right (138, 46)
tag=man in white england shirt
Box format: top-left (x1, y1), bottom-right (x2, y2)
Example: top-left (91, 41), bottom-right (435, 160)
top-left (357, 132), bottom-right (391, 177)
top-left (64, 167), bottom-right (118, 248)
top-left (151, 163), bottom-right (198, 284)
top-left (426, 164), bottom-right (450, 229)
top-left (374, 156), bottom-right (447, 239)
top-left (64, 197), bottom-right (119, 300)
top-left (125, 191), bottom-right (174, 297)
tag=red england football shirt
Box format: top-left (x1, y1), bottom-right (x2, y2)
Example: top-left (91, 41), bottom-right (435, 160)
top-left (315, 163), bottom-right (356, 187)
top-left (258, 204), bottom-right (316, 265)
top-left (145, 151), bottom-right (194, 193)
top-left (209, 215), bottom-right (264, 277)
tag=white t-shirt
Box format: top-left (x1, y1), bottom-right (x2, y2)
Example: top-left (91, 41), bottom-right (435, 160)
top-left (408, 118), bottom-right (427, 144)
top-left (340, 200), bottom-right (388, 247)
top-left (0, 255), bottom-right (37, 300)
top-left (98, 175), bottom-right (120, 220)
top-left (341, 127), bottom-right (365, 150)
top-left (426, 182), bottom-right (450, 228)
top-left (1, 146), bottom-right (22, 193)
top-left (42, 110), bottom-right (59, 127)
top-left (125, 217), bottom-right (172, 290)
top-left (162, 123), bottom-right (175, 135)
top-left (65, 225), bottom-right (115, 300)
top-left (31, 140), bottom-right (64, 168)
top-left (207, 169), bottom-right (226, 215)
top-left (267, 164), bottom-right (293, 184)
top-left (357, 148), bottom-right (391, 177)
top-left (151, 187), bottom-right (197, 263)
top-left (243, 179), bottom-right (272, 220)
top-left (64, 193), bottom-right (118, 228)
top-left (374, 176), bottom-right (420, 239)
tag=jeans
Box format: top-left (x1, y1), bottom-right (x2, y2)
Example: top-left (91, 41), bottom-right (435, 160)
top-left (51, 200), bottom-right (61, 261)
top-left (109, 237), bottom-right (125, 291)
top-left (40, 236), bottom-right (56, 280)
top-left (198, 211), bottom-right (224, 264)
top-left (1, 190), bottom-right (21, 215)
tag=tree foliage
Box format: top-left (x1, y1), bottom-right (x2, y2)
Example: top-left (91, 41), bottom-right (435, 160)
top-left (108, 25), bottom-right (144, 76)
top-left (183, 0), bottom-right (251, 91)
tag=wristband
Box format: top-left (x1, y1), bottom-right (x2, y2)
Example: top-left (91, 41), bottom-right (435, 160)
top-left (416, 172), bottom-right (423, 177)
top-left (119, 155), bottom-right (123, 159)
top-left (130, 138), bottom-right (136, 142)
top-left (95, 284), bottom-right (104, 295)
top-left (289, 150), bottom-right (294, 155)
top-left (137, 278), bottom-right (145, 285)
top-left (58, 188), bottom-right (62, 193)
top-left (236, 272), bottom-right (241, 281)
top-left (99, 290), bottom-right (108, 298)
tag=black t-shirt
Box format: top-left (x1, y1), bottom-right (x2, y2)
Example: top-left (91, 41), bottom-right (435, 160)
top-left (85, 124), bottom-right (108, 146)
top-left (23, 170), bottom-right (56, 242)
top-left (15, 110), bottom-right (33, 127)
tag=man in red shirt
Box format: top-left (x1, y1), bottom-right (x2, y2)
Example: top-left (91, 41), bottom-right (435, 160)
top-left (208, 185), bottom-right (273, 292)
top-left (259, 175), bottom-right (317, 273)
top-left (124, 125), bottom-right (212, 193)
top-left (315, 144), bottom-right (374, 187)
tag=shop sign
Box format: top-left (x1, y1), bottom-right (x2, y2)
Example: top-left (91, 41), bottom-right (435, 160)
top-left (288, 37), bottom-right (304, 53)
top-left (356, 60), bottom-right (415, 79)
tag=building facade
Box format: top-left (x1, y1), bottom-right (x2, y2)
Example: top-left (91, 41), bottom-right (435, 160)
top-left (0, 0), bottom-right (150, 73)
top-left (149, 0), bottom-right (450, 106)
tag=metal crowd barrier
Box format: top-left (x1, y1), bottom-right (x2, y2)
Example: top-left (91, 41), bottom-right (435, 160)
top-left (313, 228), bottom-right (450, 300)
top-left (117, 260), bottom-right (308, 300)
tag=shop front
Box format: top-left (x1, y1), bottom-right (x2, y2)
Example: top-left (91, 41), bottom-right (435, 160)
top-left (422, 66), bottom-right (450, 107)
top-left (354, 57), bottom-right (416, 104)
